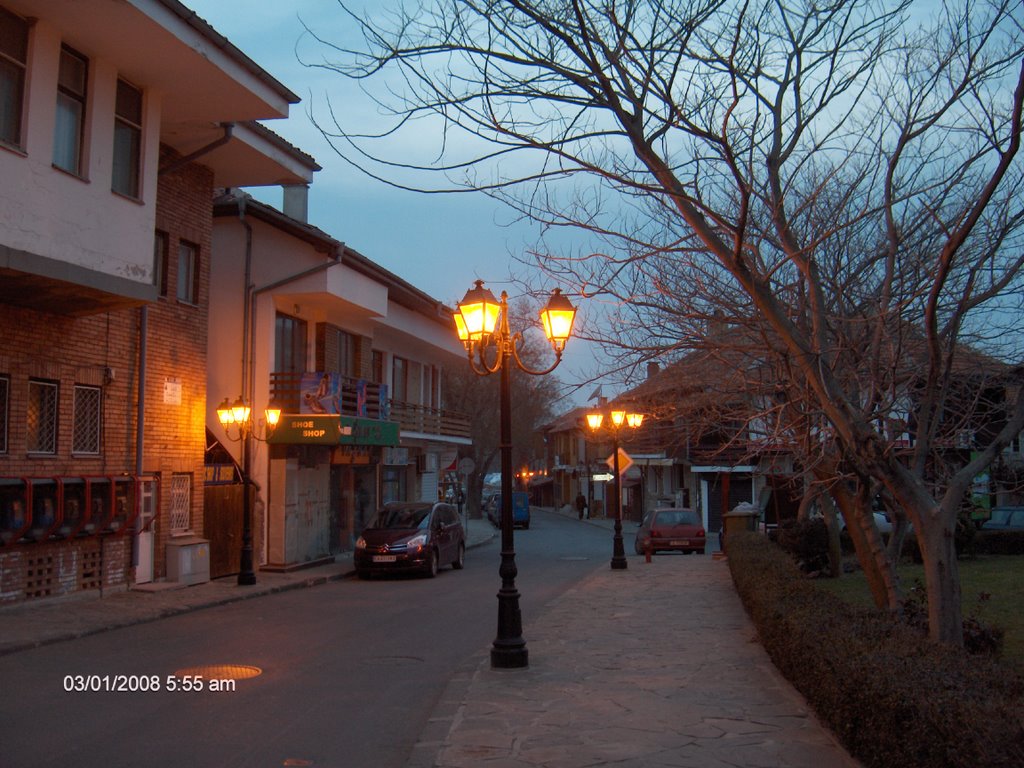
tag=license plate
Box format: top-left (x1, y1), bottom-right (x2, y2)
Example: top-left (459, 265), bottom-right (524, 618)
top-left (373, 555), bottom-right (397, 563)
top-left (670, 540), bottom-right (689, 546)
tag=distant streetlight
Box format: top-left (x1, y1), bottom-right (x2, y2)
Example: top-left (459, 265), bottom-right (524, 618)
top-left (586, 409), bottom-right (644, 570)
top-left (455, 280), bottom-right (576, 669)
top-left (216, 396), bottom-right (282, 585)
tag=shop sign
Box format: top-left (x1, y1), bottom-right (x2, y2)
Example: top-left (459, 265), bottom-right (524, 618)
top-left (269, 414), bottom-right (400, 447)
top-left (339, 416), bottom-right (399, 447)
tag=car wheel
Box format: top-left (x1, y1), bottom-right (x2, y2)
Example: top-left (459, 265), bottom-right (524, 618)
top-left (451, 542), bottom-right (465, 570)
top-left (356, 569), bottom-right (371, 580)
top-left (424, 548), bottom-right (438, 578)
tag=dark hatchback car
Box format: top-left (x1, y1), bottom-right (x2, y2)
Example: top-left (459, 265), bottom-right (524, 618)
top-left (354, 501), bottom-right (466, 578)
top-left (634, 507), bottom-right (707, 555)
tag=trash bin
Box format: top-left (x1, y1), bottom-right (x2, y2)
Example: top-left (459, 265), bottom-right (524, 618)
top-left (721, 502), bottom-right (759, 551)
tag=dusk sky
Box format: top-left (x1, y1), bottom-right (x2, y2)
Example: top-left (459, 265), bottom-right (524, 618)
top-left (186, 0), bottom-right (605, 404)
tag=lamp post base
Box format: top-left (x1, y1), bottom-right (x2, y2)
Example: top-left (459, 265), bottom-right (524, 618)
top-left (491, 643), bottom-right (529, 669)
top-left (610, 555), bottom-right (629, 570)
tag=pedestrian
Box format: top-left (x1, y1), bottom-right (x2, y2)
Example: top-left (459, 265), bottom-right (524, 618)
top-left (575, 492), bottom-right (587, 520)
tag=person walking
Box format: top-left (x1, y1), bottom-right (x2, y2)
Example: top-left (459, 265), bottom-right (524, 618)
top-left (575, 492), bottom-right (587, 520)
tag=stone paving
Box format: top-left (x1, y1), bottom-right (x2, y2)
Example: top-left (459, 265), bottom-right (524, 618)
top-left (407, 542), bottom-right (861, 768)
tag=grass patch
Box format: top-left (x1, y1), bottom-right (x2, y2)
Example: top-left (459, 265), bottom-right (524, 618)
top-left (816, 555), bottom-right (1024, 672)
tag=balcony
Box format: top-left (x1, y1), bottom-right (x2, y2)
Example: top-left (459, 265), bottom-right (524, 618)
top-left (269, 372), bottom-right (470, 441)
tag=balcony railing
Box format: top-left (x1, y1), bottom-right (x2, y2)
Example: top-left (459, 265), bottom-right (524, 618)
top-left (269, 372), bottom-right (470, 441)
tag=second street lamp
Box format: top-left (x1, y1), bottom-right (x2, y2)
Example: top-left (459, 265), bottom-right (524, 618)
top-left (586, 408), bottom-right (644, 570)
top-left (216, 396), bottom-right (281, 585)
top-left (455, 280), bottom-right (576, 669)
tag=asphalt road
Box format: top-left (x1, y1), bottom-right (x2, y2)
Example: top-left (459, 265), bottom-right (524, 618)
top-left (0, 509), bottom-right (614, 768)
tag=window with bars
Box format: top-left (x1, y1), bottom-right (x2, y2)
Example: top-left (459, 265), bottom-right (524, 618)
top-left (168, 474), bottom-right (191, 533)
top-left (72, 384), bottom-right (101, 454)
top-left (0, 375), bottom-right (8, 454)
top-left (27, 380), bottom-right (58, 454)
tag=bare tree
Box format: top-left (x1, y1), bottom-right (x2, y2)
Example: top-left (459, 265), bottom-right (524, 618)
top-left (307, 0), bottom-right (1024, 646)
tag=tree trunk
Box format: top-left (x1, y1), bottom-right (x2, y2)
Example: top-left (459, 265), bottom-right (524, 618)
top-left (817, 490), bottom-right (843, 580)
top-left (827, 478), bottom-right (900, 611)
top-left (908, 502), bottom-right (964, 645)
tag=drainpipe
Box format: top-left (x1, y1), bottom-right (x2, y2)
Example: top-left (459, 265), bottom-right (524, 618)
top-left (131, 304), bottom-right (148, 579)
top-left (246, 237), bottom-right (343, 567)
top-left (159, 123), bottom-right (235, 176)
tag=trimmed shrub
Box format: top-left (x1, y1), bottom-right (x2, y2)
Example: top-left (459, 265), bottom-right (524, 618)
top-left (775, 517), bottom-right (830, 573)
top-left (727, 532), bottom-right (1024, 768)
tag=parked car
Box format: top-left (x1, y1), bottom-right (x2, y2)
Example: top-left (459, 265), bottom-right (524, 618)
top-left (984, 506), bottom-right (1024, 529)
top-left (838, 511), bottom-right (894, 535)
top-left (489, 492), bottom-right (531, 529)
top-left (634, 507), bottom-right (706, 555)
top-left (483, 493), bottom-right (499, 527)
top-left (354, 501), bottom-right (465, 578)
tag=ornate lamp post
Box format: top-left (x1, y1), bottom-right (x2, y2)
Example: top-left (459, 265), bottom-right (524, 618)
top-left (586, 409), bottom-right (644, 570)
top-left (216, 396), bottom-right (281, 585)
top-left (455, 280), bottom-right (576, 669)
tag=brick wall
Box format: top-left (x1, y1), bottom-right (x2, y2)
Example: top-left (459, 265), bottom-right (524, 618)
top-left (0, 536), bottom-right (130, 603)
top-left (0, 145), bottom-right (214, 602)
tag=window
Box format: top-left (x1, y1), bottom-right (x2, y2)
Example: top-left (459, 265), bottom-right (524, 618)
top-left (53, 46), bottom-right (87, 174)
top-left (72, 384), bottom-right (101, 454)
top-left (0, 5), bottom-right (27, 147)
top-left (27, 379), bottom-right (58, 454)
top-left (0, 375), bottom-right (8, 454)
top-left (275, 313), bottom-right (307, 373)
top-left (371, 350), bottom-right (383, 384)
top-left (112, 78), bottom-right (141, 197)
top-left (153, 230), bottom-right (168, 297)
top-left (176, 239), bottom-right (198, 304)
top-left (392, 356), bottom-right (408, 402)
top-left (168, 474), bottom-right (191, 533)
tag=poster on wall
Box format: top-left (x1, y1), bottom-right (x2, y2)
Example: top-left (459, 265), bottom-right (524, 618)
top-left (301, 372), bottom-right (341, 414)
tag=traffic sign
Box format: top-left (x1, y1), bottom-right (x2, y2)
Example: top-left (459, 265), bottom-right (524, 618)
top-left (606, 448), bottom-right (633, 474)
top-left (591, 472), bottom-right (613, 482)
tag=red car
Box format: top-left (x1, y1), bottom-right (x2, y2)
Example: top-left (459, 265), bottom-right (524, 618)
top-left (634, 507), bottom-right (706, 555)
top-left (355, 501), bottom-right (466, 578)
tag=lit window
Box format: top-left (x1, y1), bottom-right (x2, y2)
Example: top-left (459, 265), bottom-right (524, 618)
top-left (177, 240), bottom-right (198, 304)
top-left (72, 384), bottom-right (101, 454)
top-left (53, 46), bottom-right (87, 174)
top-left (0, 5), bottom-right (28, 147)
top-left (112, 79), bottom-right (142, 197)
top-left (27, 380), bottom-right (58, 454)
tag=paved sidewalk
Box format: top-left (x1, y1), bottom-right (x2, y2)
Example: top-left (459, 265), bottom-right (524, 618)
top-left (407, 551), bottom-right (861, 768)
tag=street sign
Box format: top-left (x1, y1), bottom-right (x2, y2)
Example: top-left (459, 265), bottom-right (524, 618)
top-left (591, 472), bottom-right (614, 482)
top-left (606, 448), bottom-right (633, 474)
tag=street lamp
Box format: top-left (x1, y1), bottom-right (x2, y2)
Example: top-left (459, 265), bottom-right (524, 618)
top-left (586, 408), bottom-right (644, 570)
top-left (455, 280), bottom-right (576, 669)
top-left (216, 396), bottom-right (282, 585)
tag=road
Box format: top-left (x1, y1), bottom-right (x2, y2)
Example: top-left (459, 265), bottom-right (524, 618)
top-left (0, 509), bottom-right (615, 768)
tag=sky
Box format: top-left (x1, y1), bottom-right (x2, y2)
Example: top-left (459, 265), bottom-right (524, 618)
top-left (185, 0), bottom-right (605, 406)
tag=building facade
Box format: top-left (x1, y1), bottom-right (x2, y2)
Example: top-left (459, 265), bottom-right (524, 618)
top-left (0, 0), bottom-right (310, 602)
top-left (207, 192), bottom-right (471, 572)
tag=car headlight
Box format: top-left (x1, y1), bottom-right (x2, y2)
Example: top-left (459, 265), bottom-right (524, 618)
top-left (355, 536), bottom-right (367, 549)
top-left (405, 534), bottom-right (428, 550)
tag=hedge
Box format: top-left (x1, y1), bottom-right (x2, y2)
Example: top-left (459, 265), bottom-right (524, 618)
top-left (726, 531), bottom-right (1024, 768)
